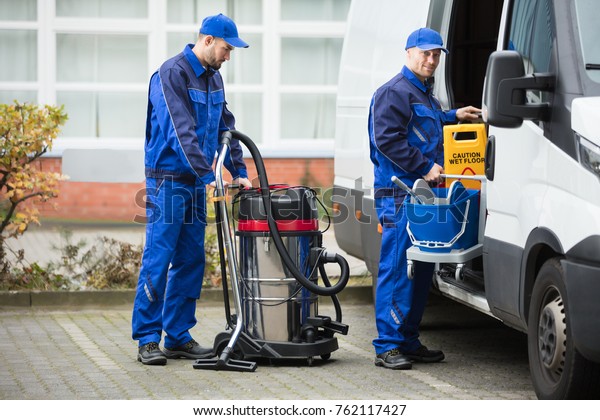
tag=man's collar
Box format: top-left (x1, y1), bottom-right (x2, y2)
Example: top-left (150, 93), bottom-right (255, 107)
top-left (183, 44), bottom-right (207, 78)
top-left (401, 66), bottom-right (430, 93)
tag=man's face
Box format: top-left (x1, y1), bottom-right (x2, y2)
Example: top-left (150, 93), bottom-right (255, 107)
top-left (204, 36), bottom-right (234, 70)
top-left (406, 47), bottom-right (442, 81)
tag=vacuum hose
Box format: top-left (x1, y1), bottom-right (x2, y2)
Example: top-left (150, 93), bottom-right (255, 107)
top-left (227, 130), bottom-right (350, 297)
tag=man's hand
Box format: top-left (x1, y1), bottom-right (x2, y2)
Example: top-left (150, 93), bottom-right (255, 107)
top-left (456, 106), bottom-right (482, 122)
top-left (208, 177), bottom-right (252, 191)
top-left (424, 163), bottom-right (444, 184)
top-left (235, 177), bottom-right (253, 189)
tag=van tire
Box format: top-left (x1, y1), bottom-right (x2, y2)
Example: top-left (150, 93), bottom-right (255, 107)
top-left (527, 258), bottom-right (600, 399)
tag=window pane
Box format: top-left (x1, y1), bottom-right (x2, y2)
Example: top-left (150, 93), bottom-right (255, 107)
top-left (226, 34), bottom-right (262, 84)
top-left (226, 92), bottom-right (262, 144)
top-left (0, 30), bottom-right (36, 81)
top-left (167, 32), bottom-right (198, 58)
top-left (58, 91), bottom-right (146, 138)
top-left (510, 0), bottom-right (555, 73)
top-left (281, 94), bottom-right (335, 139)
top-left (575, 0), bottom-right (600, 83)
top-left (58, 91), bottom-right (95, 136)
top-left (167, 0), bottom-right (218, 24)
top-left (0, 90), bottom-right (37, 104)
top-left (509, 0), bottom-right (555, 108)
top-left (230, 0), bottom-right (262, 24)
top-left (167, 0), bottom-right (261, 25)
top-left (281, 0), bottom-right (350, 21)
top-left (56, 0), bottom-right (147, 18)
top-left (530, 0), bottom-right (554, 73)
top-left (281, 38), bottom-right (342, 85)
top-left (57, 34), bottom-right (147, 83)
top-left (98, 92), bottom-right (146, 137)
top-left (0, 0), bottom-right (36, 21)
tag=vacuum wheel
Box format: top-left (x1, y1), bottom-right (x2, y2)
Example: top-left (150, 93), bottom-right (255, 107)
top-left (214, 338), bottom-right (244, 360)
top-left (307, 353), bottom-right (332, 366)
top-left (455, 264), bottom-right (464, 281)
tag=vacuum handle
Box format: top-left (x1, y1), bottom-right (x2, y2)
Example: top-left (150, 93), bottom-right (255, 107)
top-left (220, 130), bottom-right (232, 145)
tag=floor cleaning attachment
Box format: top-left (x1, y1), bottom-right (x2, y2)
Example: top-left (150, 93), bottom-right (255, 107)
top-left (193, 130), bottom-right (350, 372)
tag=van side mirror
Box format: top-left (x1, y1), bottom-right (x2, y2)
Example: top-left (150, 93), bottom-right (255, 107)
top-left (482, 50), bottom-right (554, 128)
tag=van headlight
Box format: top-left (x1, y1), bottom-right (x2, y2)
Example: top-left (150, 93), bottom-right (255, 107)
top-left (577, 134), bottom-right (600, 179)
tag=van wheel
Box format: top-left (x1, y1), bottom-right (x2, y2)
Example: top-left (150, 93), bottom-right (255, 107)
top-left (528, 258), bottom-right (600, 399)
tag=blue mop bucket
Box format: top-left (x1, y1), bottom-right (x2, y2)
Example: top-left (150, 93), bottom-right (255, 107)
top-left (405, 188), bottom-right (479, 253)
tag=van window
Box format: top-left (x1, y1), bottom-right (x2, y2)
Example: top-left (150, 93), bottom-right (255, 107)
top-left (508, 0), bottom-right (555, 118)
top-left (574, 0), bottom-right (600, 84)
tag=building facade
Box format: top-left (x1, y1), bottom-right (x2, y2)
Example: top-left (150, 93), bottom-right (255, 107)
top-left (0, 0), bottom-right (349, 221)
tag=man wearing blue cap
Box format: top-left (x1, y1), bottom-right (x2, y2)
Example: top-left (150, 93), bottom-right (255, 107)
top-left (369, 28), bottom-right (481, 370)
top-left (132, 13), bottom-right (252, 365)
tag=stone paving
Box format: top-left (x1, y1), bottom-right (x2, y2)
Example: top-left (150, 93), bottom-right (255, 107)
top-left (1, 223), bottom-right (537, 401)
top-left (0, 295), bottom-right (536, 400)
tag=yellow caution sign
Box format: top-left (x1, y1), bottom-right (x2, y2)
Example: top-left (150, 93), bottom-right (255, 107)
top-left (443, 123), bottom-right (487, 189)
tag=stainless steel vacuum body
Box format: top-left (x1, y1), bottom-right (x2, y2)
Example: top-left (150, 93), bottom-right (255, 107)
top-left (235, 187), bottom-right (321, 343)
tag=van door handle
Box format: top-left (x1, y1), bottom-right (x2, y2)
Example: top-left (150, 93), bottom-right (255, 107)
top-left (485, 135), bottom-right (495, 181)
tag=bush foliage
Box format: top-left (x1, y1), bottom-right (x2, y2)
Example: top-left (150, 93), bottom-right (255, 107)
top-left (1, 225), bottom-right (223, 291)
top-left (0, 101), bottom-right (67, 286)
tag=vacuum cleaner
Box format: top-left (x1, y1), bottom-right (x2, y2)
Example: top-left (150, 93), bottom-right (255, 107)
top-left (193, 130), bottom-right (350, 372)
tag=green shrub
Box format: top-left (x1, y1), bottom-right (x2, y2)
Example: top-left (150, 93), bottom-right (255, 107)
top-left (0, 101), bottom-right (68, 290)
top-left (0, 225), bottom-right (224, 291)
top-left (0, 258), bottom-right (70, 291)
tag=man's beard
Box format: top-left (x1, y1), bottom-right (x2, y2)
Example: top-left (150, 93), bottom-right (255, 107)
top-left (206, 49), bottom-right (222, 70)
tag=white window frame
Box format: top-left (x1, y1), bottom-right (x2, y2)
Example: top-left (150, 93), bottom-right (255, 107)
top-left (0, 0), bottom-right (347, 159)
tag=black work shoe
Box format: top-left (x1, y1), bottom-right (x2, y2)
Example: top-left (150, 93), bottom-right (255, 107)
top-left (404, 345), bottom-right (445, 363)
top-left (163, 339), bottom-right (213, 359)
top-left (137, 342), bottom-right (167, 366)
top-left (374, 348), bottom-right (412, 370)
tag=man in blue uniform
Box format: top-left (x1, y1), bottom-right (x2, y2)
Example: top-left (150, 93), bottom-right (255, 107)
top-left (369, 28), bottom-right (481, 370)
top-left (132, 13), bottom-right (252, 365)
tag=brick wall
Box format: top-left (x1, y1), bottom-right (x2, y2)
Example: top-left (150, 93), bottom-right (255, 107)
top-left (36, 157), bottom-right (334, 222)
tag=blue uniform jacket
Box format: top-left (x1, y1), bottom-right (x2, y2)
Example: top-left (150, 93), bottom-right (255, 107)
top-left (145, 44), bottom-right (247, 186)
top-left (369, 66), bottom-right (456, 197)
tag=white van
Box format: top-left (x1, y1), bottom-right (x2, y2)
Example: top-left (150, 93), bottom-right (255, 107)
top-left (332, 0), bottom-right (600, 399)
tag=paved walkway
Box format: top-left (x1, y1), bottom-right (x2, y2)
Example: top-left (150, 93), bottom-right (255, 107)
top-left (1, 222), bottom-right (542, 406)
top-left (0, 295), bottom-right (537, 401)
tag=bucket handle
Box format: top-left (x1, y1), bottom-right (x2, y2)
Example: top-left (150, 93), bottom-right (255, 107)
top-left (406, 199), bottom-right (471, 249)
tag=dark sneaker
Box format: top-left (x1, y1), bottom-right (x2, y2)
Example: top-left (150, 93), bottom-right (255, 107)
top-left (163, 339), bottom-right (213, 359)
top-left (374, 348), bottom-right (412, 370)
top-left (137, 342), bottom-right (167, 366)
top-left (404, 345), bottom-right (445, 363)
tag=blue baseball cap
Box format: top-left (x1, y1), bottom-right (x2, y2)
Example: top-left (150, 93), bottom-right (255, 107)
top-left (200, 13), bottom-right (249, 48)
top-left (405, 28), bottom-right (448, 53)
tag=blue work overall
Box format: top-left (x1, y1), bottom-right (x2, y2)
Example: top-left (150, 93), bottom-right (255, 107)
top-left (368, 66), bottom-right (457, 355)
top-left (132, 44), bottom-right (247, 349)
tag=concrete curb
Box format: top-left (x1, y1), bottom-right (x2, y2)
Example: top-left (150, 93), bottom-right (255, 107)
top-left (0, 286), bottom-right (373, 308)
